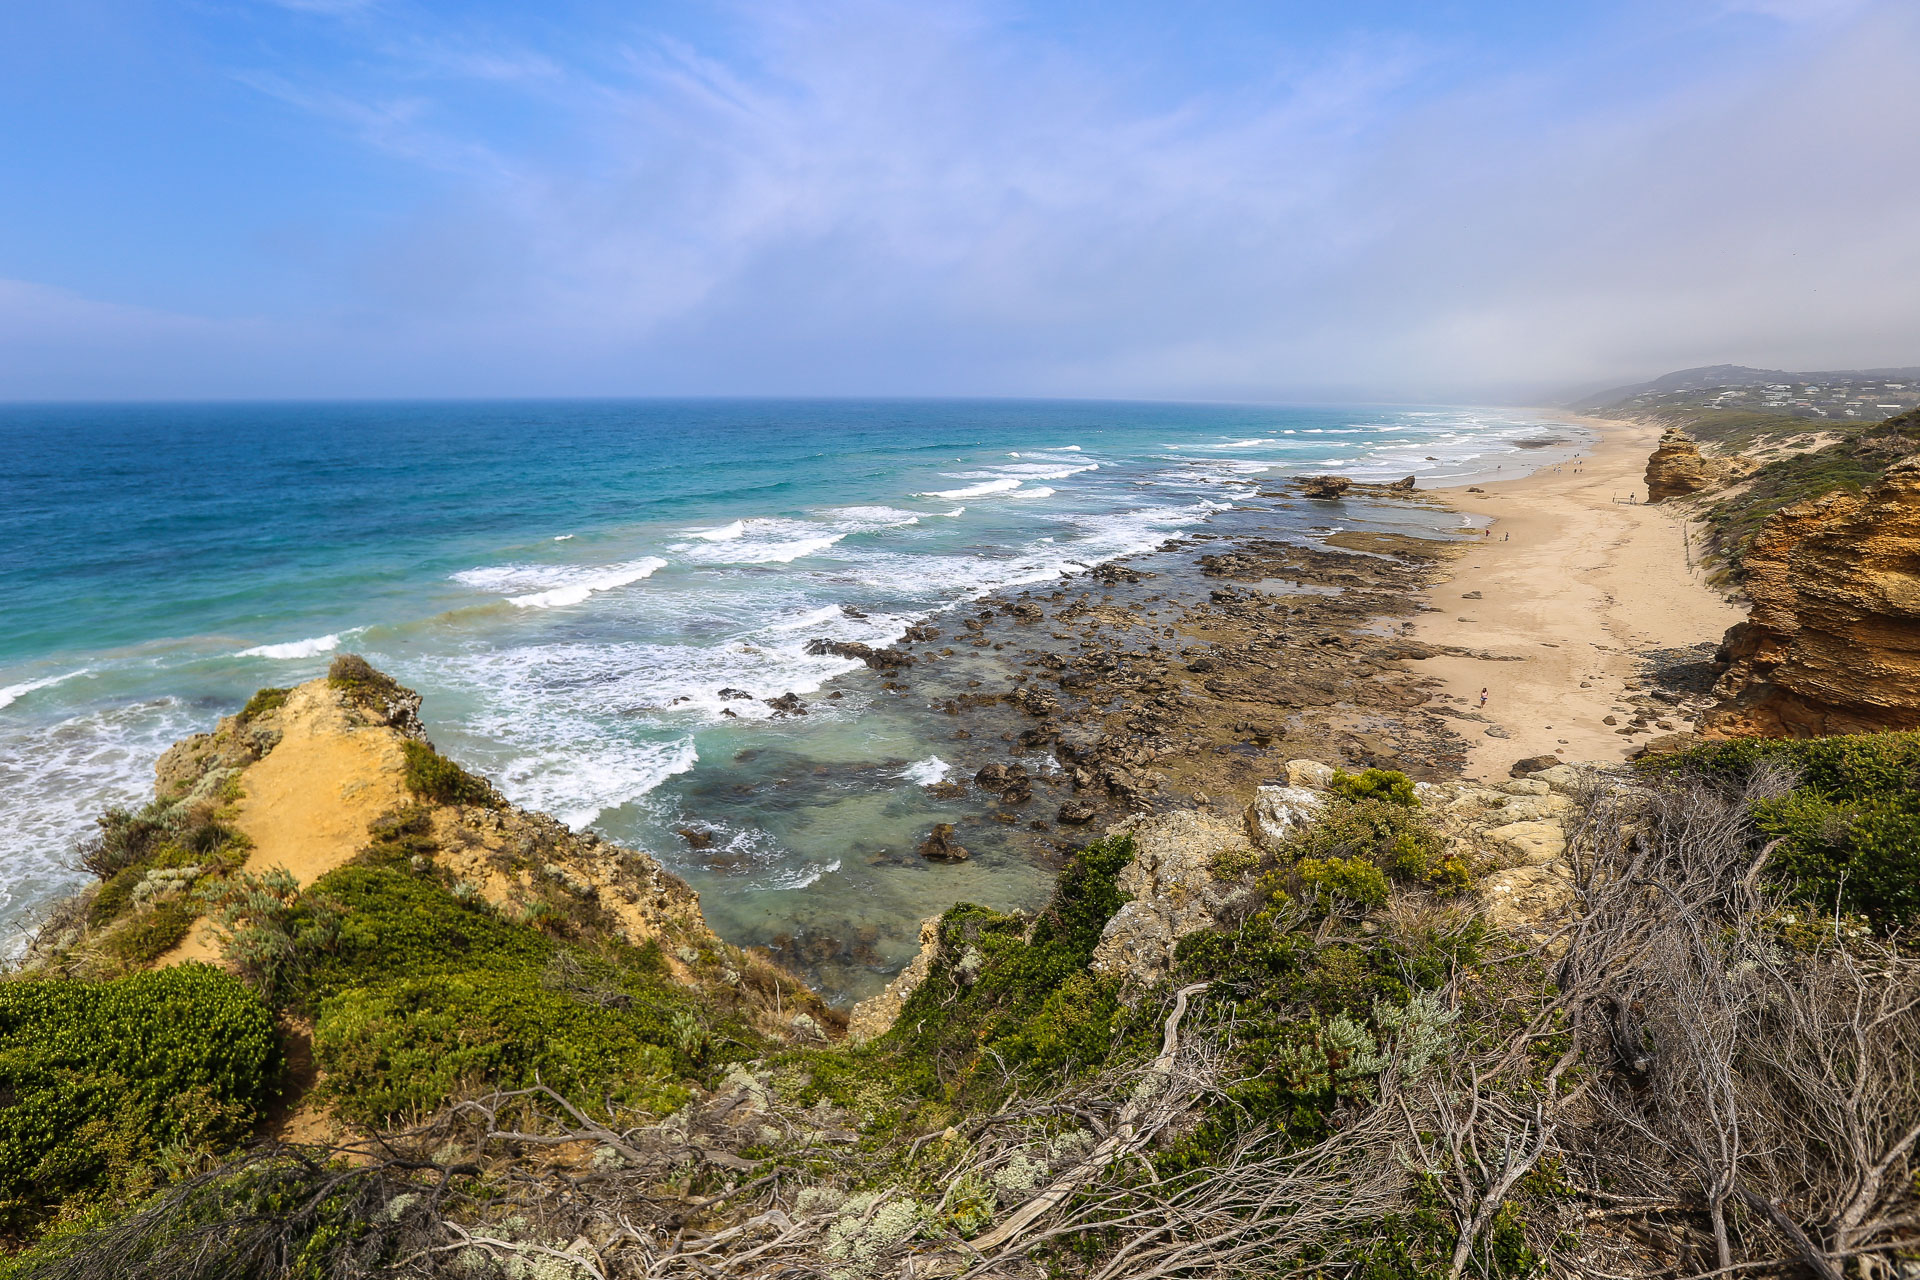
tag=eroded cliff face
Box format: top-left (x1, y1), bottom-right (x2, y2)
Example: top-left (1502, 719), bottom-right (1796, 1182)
top-left (1644, 427), bottom-right (1749, 501)
top-left (1700, 459), bottom-right (1920, 737)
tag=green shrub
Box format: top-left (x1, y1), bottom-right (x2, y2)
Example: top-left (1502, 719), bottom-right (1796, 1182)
top-left (82, 804), bottom-right (248, 932)
top-left (1329, 767), bottom-right (1418, 808)
top-left (1297, 856), bottom-right (1390, 907)
top-left (76, 803), bottom-right (172, 882)
top-left (882, 835), bottom-right (1136, 1102)
top-left (398, 741), bottom-right (495, 807)
top-left (236, 686), bottom-right (290, 723)
top-left (1645, 732), bottom-right (1920, 926)
top-left (314, 971), bottom-right (692, 1127)
top-left (224, 863), bottom-right (745, 1125)
top-left (100, 897), bottom-right (197, 968)
top-left (325, 653), bottom-right (405, 707)
top-left (0, 965), bottom-right (279, 1232)
top-left (1278, 797), bottom-right (1458, 891)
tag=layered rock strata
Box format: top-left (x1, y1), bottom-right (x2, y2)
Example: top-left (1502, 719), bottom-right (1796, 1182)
top-left (1701, 459), bottom-right (1920, 736)
top-left (1644, 428), bottom-right (1749, 501)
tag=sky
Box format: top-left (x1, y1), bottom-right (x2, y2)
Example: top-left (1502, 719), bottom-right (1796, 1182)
top-left (2, 0), bottom-right (1918, 403)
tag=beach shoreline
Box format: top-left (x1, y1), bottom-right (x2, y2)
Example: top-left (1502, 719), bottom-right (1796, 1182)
top-left (1409, 412), bottom-right (1745, 780)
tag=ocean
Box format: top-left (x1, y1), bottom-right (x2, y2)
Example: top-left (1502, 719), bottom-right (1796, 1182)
top-left (0, 398), bottom-right (1583, 995)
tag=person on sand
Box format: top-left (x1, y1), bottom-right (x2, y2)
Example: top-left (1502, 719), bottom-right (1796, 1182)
top-left (1479, 687), bottom-right (1489, 708)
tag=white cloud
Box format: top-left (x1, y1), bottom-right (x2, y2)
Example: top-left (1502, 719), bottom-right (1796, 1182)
top-left (13, 0), bottom-right (1920, 399)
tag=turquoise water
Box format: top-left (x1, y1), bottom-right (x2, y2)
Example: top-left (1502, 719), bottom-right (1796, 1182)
top-left (0, 398), bottom-right (1579, 991)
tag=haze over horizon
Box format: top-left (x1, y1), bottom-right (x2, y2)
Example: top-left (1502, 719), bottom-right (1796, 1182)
top-left (5, 0), bottom-right (1920, 404)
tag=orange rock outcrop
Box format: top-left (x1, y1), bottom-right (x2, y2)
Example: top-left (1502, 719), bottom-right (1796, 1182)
top-left (1700, 459), bottom-right (1920, 737)
top-left (1644, 428), bottom-right (1748, 501)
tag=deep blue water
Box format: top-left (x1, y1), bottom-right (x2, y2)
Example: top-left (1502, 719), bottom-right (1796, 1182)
top-left (0, 398), bottom-right (1579, 991)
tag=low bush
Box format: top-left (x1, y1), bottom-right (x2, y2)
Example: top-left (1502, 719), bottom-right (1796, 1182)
top-left (1296, 855), bottom-right (1390, 907)
top-left (0, 965), bottom-right (279, 1233)
top-left (1645, 732), bottom-right (1920, 926)
top-left (880, 834), bottom-right (1137, 1103)
top-left (1276, 796), bottom-right (1462, 893)
top-left (325, 654), bottom-right (405, 708)
top-left (236, 686), bottom-right (290, 723)
top-left (1329, 767), bottom-right (1418, 807)
top-left (398, 741), bottom-right (495, 808)
top-left (217, 862), bottom-right (751, 1127)
top-left (315, 972), bottom-right (693, 1128)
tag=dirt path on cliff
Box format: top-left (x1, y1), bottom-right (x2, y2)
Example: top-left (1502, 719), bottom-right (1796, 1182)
top-left (157, 683), bottom-right (410, 966)
top-left (1410, 416), bottom-right (1744, 780)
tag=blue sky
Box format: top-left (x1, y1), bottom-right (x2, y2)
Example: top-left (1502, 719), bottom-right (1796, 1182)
top-left (2, 0), bottom-right (1917, 400)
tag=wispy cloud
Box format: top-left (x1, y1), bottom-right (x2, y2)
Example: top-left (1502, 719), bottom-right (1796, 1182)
top-left (6, 0), bottom-right (1920, 399)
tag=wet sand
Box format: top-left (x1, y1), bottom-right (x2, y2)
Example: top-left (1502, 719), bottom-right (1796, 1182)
top-left (1409, 415), bottom-right (1744, 780)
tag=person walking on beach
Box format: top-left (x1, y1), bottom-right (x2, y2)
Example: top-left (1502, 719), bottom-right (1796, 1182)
top-left (1479, 687), bottom-right (1489, 708)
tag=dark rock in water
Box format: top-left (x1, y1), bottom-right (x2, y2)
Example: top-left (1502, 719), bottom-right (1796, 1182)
top-left (1057, 801), bottom-right (1097, 825)
top-left (804, 638), bottom-right (914, 670)
top-left (974, 763), bottom-right (1008, 786)
top-left (927, 780), bottom-right (967, 799)
top-left (765, 692), bottom-right (807, 716)
top-left (717, 688), bottom-right (754, 700)
top-left (1509, 754), bottom-right (1561, 777)
top-left (720, 708), bottom-right (738, 718)
top-left (675, 827), bottom-right (715, 849)
top-left (840, 604), bottom-right (867, 618)
top-left (917, 823), bottom-right (970, 861)
top-left (1389, 475), bottom-right (1417, 492)
top-left (1297, 475), bottom-right (1352, 499)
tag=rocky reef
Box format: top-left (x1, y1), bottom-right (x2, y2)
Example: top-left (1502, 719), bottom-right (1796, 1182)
top-left (1644, 427), bottom-right (1751, 501)
top-left (1701, 458), bottom-right (1920, 737)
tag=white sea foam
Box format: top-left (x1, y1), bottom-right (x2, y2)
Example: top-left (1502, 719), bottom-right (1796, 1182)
top-left (0, 669), bottom-right (89, 710)
top-left (899, 755), bottom-right (950, 786)
top-left (238, 633), bottom-right (344, 660)
top-left (554, 534), bottom-right (575, 541)
top-left (949, 462), bottom-right (1097, 481)
top-left (769, 605), bottom-right (848, 631)
top-left (757, 859), bottom-right (842, 892)
top-left (455, 557), bottom-right (669, 609)
top-left (828, 506), bottom-right (923, 527)
top-left (915, 477), bottom-right (1023, 499)
top-left (0, 694), bottom-right (204, 951)
top-left (1009, 486), bottom-right (1056, 500)
top-left (694, 532), bottom-right (846, 564)
top-left (690, 520), bottom-right (746, 541)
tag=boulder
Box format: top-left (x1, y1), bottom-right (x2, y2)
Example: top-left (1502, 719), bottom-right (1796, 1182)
top-left (1092, 811), bottom-right (1251, 986)
top-left (1284, 758), bottom-right (1336, 789)
top-left (1389, 475), bottom-right (1417, 492)
top-left (1484, 820), bottom-right (1567, 866)
top-left (1296, 475), bottom-right (1352, 500)
top-left (1481, 863), bottom-right (1575, 931)
top-left (765, 692), bottom-right (807, 716)
top-left (1056, 800), bottom-right (1097, 825)
top-left (1246, 785), bottom-right (1326, 847)
top-left (917, 823), bottom-right (969, 862)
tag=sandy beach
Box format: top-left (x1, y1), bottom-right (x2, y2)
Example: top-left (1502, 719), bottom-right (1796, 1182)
top-left (1411, 415), bottom-right (1745, 780)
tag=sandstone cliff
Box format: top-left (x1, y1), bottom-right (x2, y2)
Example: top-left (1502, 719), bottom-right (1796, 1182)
top-left (1644, 427), bottom-right (1750, 501)
top-left (1700, 458), bottom-right (1920, 737)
